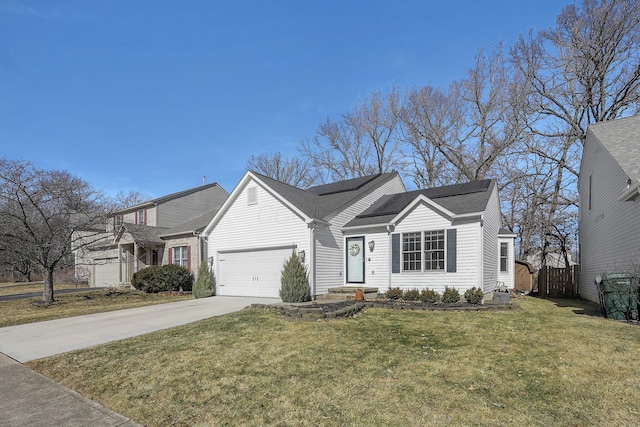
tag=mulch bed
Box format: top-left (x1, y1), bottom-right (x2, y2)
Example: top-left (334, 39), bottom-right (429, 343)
top-left (253, 298), bottom-right (517, 321)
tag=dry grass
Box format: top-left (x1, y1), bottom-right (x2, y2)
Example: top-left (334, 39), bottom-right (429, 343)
top-left (0, 282), bottom-right (80, 296)
top-left (0, 289), bottom-right (191, 327)
top-left (27, 296), bottom-right (640, 426)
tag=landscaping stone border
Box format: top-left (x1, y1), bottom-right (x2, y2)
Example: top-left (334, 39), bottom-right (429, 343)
top-left (252, 298), bottom-right (518, 321)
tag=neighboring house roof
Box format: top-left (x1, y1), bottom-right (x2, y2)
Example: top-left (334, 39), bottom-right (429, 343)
top-left (499, 228), bottom-right (517, 237)
top-left (115, 183), bottom-right (224, 214)
top-left (252, 171), bottom-right (402, 220)
top-left (160, 209), bottom-right (219, 238)
top-left (515, 260), bottom-right (535, 274)
top-left (116, 223), bottom-right (169, 246)
top-left (589, 115), bottom-right (640, 182)
top-left (344, 179), bottom-right (495, 228)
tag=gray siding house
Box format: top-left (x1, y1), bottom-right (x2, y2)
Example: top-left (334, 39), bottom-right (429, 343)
top-left (579, 115), bottom-right (640, 303)
top-left (75, 183), bottom-right (228, 286)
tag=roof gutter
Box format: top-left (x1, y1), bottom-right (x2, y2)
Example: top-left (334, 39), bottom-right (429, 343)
top-left (618, 181), bottom-right (640, 202)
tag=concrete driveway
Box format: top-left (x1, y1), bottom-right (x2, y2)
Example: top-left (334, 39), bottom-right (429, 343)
top-left (0, 295), bottom-right (280, 362)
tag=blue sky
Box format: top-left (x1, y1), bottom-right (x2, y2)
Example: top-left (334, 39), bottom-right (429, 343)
top-left (0, 0), bottom-right (566, 198)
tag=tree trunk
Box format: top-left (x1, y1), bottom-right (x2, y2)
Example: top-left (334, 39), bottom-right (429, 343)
top-left (43, 269), bottom-right (54, 303)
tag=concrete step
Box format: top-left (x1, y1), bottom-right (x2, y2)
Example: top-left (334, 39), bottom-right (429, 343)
top-left (319, 287), bottom-right (379, 301)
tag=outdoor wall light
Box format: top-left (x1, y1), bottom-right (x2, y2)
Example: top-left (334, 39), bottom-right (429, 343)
top-left (298, 250), bottom-right (306, 263)
top-left (368, 240), bottom-right (375, 252)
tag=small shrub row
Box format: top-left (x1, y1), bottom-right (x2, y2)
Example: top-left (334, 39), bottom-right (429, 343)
top-left (384, 286), bottom-right (485, 304)
top-left (131, 264), bottom-right (193, 293)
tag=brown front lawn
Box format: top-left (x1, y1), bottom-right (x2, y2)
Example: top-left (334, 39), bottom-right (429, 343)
top-left (0, 289), bottom-right (191, 327)
top-left (27, 296), bottom-right (640, 426)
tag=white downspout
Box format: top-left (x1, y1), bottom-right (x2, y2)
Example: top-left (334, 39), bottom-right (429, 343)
top-left (387, 224), bottom-right (394, 290)
top-left (479, 217), bottom-right (484, 292)
top-left (309, 224), bottom-right (316, 300)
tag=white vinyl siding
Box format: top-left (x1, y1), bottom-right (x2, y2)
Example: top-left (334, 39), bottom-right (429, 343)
top-left (314, 176), bottom-right (405, 295)
top-left (482, 186), bottom-right (501, 293)
top-left (578, 131), bottom-right (640, 303)
top-left (208, 179), bottom-right (309, 297)
top-left (346, 201), bottom-right (482, 294)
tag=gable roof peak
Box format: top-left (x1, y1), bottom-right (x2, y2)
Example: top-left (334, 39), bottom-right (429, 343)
top-left (117, 182), bottom-right (224, 213)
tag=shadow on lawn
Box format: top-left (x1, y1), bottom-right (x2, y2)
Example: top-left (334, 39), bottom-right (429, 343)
top-left (538, 296), bottom-right (603, 317)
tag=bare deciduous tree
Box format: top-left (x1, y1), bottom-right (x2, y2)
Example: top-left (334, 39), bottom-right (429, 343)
top-left (0, 159), bottom-right (114, 303)
top-left (511, 0), bottom-right (640, 266)
top-left (114, 190), bottom-right (150, 209)
top-left (398, 47), bottom-right (527, 189)
top-left (301, 91), bottom-right (405, 183)
top-left (247, 151), bottom-right (318, 188)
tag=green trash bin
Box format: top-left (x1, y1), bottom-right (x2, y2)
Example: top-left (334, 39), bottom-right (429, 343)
top-left (599, 272), bottom-right (639, 321)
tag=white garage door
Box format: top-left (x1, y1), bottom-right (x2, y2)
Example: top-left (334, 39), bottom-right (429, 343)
top-left (217, 247), bottom-right (294, 298)
top-left (93, 258), bottom-right (120, 287)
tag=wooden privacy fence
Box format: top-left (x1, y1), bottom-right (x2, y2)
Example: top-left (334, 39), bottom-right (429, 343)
top-left (537, 265), bottom-right (579, 297)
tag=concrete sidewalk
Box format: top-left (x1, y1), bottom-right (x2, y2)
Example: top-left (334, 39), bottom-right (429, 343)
top-left (0, 353), bottom-right (140, 426)
top-left (0, 296), bottom-right (279, 427)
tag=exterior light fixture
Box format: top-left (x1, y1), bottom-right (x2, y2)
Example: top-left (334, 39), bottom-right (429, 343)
top-left (298, 250), bottom-right (306, 263)
top-left (368, 240), bottom-right (375, 252)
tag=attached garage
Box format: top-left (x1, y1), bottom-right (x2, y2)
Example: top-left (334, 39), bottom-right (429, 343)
top-left (217, 246), bottom-right (295, 297)
top-left (92, 257), bottom-right (120, 287)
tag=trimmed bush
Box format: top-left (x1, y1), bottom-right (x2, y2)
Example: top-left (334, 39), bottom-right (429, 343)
top-left (193, 259), bottom-right (215, 298)
top-left (420, 288), bottom-right (440, 303)
top-left (385, 287), bottom-right (404, 300)
top-left (131, 264), bottom-right (193, 293)
top-left (464, 287), bottom-right (484, 304)
top-left (403, 288), bottom-right (421, 301)
top-left (442, 286), bottom-right (461, 304)
top-left (279, 251), bottom-right (311, 302)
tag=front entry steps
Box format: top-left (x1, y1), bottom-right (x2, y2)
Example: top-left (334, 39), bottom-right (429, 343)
top-left (319, 287), bottom-right (379, 301)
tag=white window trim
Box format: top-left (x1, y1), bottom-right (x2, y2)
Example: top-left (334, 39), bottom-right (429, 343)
top-left (173, 246), bottom-right (188, 267)
top-left (401, 229), bottom-right (446, 273)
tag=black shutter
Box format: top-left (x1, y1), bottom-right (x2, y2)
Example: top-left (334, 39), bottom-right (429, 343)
top-left (391, 233), bottom-right (400, 274)
top-left (446, 228), bottom-right (457, 273)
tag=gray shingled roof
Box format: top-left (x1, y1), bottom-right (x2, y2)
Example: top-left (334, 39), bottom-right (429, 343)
top-left (251, 171), bottom-right (400, 220)
top-left (117, 183), bottom-right (223, 214)
top-left (589, 115), bottom-right (640, 181)
top-left (120, 223), bottom-right (169, 245)
top-left (344, 179), bottom-right (495, 228)
top-left (160, 209), bottom-right (219, 238)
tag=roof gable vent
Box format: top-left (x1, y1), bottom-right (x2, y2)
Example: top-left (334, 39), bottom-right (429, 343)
top-left (247, 186), bottom-right (258, 205)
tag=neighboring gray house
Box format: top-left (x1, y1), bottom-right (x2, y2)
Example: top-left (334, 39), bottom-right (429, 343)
top-left (579, 115), bottom-right (640, 303)
top-left (204, 171), bottom-right (515, 299)
top-left (75, 183), bottom-right (228, 286)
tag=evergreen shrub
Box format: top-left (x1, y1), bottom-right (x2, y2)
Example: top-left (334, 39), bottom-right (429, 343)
top-left (420, 288), bottom-right (440, 303)
top-left (442, 286), bottom-right (461, 303)
top-left (403, 288), bottom-right (421, 301)
top-left (385, 287), bottom-right (404, 300)
top-left (193, 259), bottom-right (215, 298)
top-left (131, 264), bottom-right (193, 293)
top-left (464, 287), bottom-right (484, 304)
top-left (279, 251), bottom-right (311, 302)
